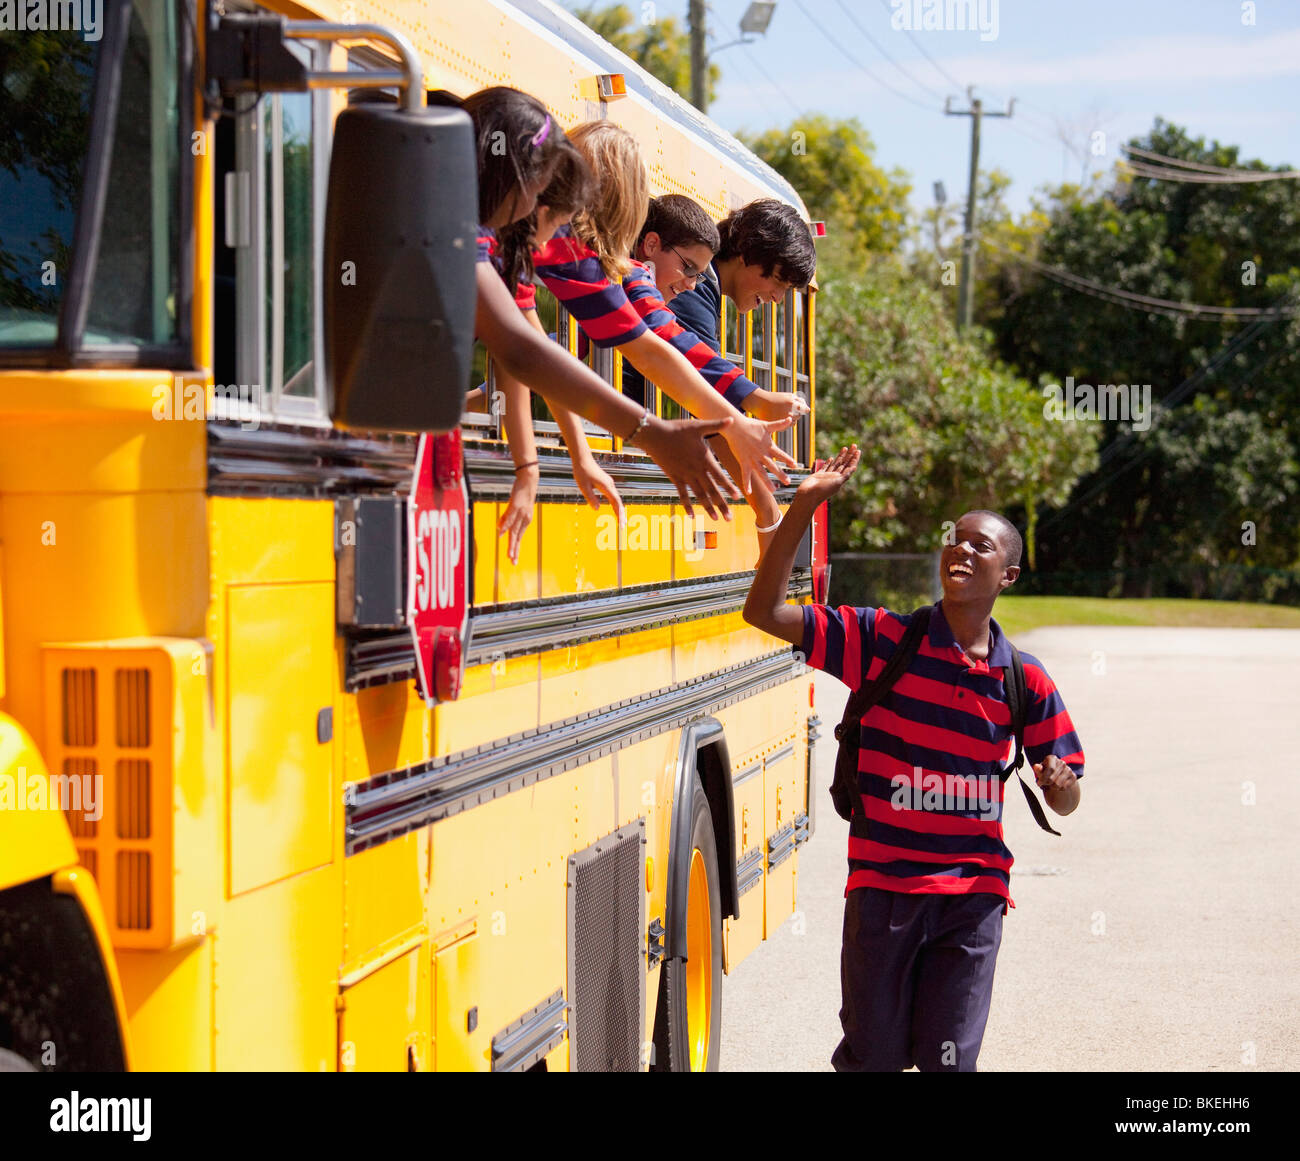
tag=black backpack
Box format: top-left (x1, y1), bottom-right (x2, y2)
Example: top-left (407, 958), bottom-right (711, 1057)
top-left (829, 605), bottom-right (1060, 836)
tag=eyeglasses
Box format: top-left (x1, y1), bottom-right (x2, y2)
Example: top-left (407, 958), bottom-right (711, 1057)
top-left (664, 244), bottom-right (702, 280)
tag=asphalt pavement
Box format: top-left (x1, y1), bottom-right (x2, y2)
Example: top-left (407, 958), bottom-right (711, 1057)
top-left (719, 626), bottom-right (1300, 1072)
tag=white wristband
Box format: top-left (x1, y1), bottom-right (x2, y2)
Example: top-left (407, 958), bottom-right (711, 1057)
top-left (755, 517), bottom-right (782, 534)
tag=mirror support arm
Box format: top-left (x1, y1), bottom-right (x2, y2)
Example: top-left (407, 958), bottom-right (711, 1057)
top-left (205, 9), bottom-right (425, 114)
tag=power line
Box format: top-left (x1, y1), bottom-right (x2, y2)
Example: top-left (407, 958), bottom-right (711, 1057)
top-left (789, 0), bottom-right (938, 113)
top-left (874, 0), bottom-right (964, 91)
top-left (711, 34), bottom-right (799, 121)
top-left (1124, 144), bottom-right (1300, 180)
top-left (1038, 309), bottom-right (1294, 530)
top-left (736, 41), bottom-right (806, 118)
top-left (990, 244), bottom-right (1300, 320)
top-left (833, 0), bottom-right (947, 104)
top-left (1122, 159), bottom-right (1300, 185)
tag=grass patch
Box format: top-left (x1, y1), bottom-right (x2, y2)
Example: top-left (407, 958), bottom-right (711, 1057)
top-left (994, 596), bottom-right (1300, 636)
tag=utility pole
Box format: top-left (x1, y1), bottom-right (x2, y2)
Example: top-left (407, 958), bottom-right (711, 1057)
top-left (945, 88), bottom-right (1014, 330)
top-left (689, 1), bottom-right (708, 113)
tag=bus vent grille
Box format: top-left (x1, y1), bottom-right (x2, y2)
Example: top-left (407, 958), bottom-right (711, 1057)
top-left (47, 649), bottom-right (169, 949)
top-left (115, 851), bottom-right (152, 930)
top-left (116, 759), bottom-right (151, 839)
top-left (63, 758), bottom-right (98, 838)
top-left (567, 822), bottom-right (645, 1072)
top-left (62, 668), bottom-right (96, 746)
top-left (115, 668), bottom-right (150, 747)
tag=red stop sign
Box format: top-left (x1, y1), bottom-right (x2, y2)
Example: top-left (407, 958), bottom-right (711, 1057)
top-left (408, 430), bottom-right (470, 703)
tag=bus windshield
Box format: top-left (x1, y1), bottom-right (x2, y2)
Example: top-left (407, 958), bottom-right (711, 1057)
top-left (0, 1), bottom-right (181, 355)
top-left (0, 32), bottom-right (99, 347)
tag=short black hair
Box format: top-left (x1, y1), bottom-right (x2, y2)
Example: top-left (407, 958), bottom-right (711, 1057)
top-left (638, 194), bottom-right (720, 253)
top-left (961, 510), bottom-right (1023, 569)
top-left (716, 198), bottom-right (817, 287)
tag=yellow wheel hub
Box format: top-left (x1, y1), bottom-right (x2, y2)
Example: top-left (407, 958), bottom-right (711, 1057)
top-left (685, 847), bottom-right (713, 1071)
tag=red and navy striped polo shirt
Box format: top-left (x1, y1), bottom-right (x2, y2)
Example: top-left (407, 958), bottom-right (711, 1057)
top-left (799, 601), bottom-right (1085, 904)
top-left (530, 227), bottom-right (648, 348)
top-left (622, 260), bottom-right (758, 410)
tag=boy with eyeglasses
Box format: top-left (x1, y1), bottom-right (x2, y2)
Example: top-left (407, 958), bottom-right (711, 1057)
top-left (622, 195), bottom-right (808, 426)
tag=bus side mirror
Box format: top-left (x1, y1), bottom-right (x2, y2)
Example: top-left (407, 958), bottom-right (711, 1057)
top-left (324, 102), bottom-right (478, 433)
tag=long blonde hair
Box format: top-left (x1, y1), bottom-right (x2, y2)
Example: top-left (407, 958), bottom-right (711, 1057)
top-left (567, 121), bottom-right (648, 282)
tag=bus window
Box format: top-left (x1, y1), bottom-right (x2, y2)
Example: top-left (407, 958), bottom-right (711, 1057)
top-left (750, 303), bottom-right (771, 388)
top-left (0, 34), bottom-right (96, 350)
top-left (227, 38), bottom-right (328, 423)
top-left (86, 0), bottom-right (182, 351)
top-left (1, 2), bottom-right (185, 358)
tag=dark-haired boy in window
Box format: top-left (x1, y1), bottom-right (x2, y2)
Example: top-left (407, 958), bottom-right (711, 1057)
top-left (623, 196), bottom-right (811, 426)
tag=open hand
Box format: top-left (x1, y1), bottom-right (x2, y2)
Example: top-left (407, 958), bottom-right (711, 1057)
top-left (636, 415), bottom-right (741, 520)
top-left (795, 444), bottom-right (860, 504)
top-left (723, 416), bottom-right (798, 495)
top-left (498, 464), bottom-right (537, 566)
top-left (572, 455), bottom-right (625, 522)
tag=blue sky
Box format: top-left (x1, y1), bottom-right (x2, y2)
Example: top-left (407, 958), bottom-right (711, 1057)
top-left (560, 0), bottom-right (1300, 220)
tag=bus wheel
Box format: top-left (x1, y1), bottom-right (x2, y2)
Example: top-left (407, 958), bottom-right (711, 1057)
top-left (651, 778), bottom-right (722, 1072)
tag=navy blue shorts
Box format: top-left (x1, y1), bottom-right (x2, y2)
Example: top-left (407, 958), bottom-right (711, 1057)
top-left (832, 887), bottom-right (1004, 1072)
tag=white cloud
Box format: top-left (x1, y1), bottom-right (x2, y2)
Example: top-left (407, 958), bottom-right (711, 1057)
top-left (937, 29), bottom-right (1300, 88)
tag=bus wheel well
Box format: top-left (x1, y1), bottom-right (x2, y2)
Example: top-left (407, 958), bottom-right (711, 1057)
top-left (694, 741), bottom-right (739, 923)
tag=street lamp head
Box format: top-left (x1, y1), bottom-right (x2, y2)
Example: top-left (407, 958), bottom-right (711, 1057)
top-left (739, 1), bottom-right (777, 37)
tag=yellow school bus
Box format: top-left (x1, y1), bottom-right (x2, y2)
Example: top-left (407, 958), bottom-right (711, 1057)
top-left (0, 0), bottom-right (825, 1071)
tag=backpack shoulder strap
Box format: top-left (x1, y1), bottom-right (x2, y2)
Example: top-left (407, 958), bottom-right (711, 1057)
top-left (1006, 645), bottom-right (1027, 773)
top-left (835, 606), bottom-right (932, 740)
top-left (1004, 644), bottom-right (1061, 837)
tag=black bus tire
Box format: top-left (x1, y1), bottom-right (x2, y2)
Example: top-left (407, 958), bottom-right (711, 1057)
top-left (651, 778), bottom-right (723, 1072)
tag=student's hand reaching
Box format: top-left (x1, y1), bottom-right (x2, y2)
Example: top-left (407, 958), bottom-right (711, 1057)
top-left (723, 416), bottom-right (799, 495)
top-left (572, 454), bottom-right (625, 522)
top-left (498, 463), bottom-right (538, 566)
top-left (635, 415), bottom-right (741, 520)
top-left (795, 444), bottom-right (861, 505)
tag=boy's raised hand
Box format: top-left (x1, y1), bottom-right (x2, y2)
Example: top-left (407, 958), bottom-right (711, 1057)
top-left (795, 444), bottom-right (861, 504)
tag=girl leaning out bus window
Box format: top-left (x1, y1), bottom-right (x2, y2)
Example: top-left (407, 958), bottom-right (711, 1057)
top-left (522, 121), bottom-right (797, 555)
top-left (461, 86), bottom-right (740, 521)
top-left (486, 149), bottom-right (626, 564)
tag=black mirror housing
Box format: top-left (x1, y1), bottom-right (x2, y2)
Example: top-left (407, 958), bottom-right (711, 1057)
top-left (324, 103), bottom-right (478, 433)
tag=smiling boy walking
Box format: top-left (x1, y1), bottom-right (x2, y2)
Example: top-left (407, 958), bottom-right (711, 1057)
top-left (743, 446), bottom-right (1085, 1071)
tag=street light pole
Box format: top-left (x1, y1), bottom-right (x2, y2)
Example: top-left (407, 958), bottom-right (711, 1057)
top-left (689, 0), bottom-right (708, 113)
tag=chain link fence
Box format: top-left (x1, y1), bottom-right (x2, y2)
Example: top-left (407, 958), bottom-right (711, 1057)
top-left (828, 553), bottom-right (942, 613)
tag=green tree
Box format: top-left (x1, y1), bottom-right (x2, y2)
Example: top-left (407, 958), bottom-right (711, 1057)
top-left (979, 120), bottom-right (1300, 593)
top-left (572, 4), bottom-right (719, 105)
top-left (815, 260), bottom-right (1098, 568)
top-left (739, 116), bottom-right (911, 266)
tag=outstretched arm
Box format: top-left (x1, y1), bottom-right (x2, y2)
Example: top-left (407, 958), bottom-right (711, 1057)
top-left (743, 445), bottom-right (861, 646)
top-left (475, 265), bottom-right (740, 519)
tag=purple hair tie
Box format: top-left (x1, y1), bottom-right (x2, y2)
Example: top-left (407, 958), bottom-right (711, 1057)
top-left (530, 115), bottom-right (552, 149)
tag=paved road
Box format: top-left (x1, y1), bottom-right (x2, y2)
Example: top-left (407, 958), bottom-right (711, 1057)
top-left (719, 626), bottom-right (1300, 1072)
